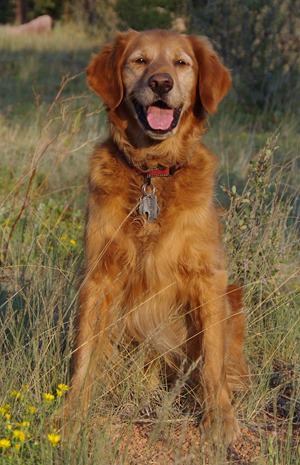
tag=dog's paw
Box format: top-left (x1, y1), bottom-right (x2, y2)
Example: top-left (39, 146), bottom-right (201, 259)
top-left (201, 408), bottom-right (241, 445)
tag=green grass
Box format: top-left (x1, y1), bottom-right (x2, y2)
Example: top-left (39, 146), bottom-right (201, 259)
top-left (0, 26), bottom-right (299, 464)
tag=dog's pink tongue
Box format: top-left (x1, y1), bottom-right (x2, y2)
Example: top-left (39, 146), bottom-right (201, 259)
top-left (147, 106), bottom-right (174, 130)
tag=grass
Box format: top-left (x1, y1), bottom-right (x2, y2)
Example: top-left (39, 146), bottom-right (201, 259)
top-left (0, 26), bottom-right (299, 464)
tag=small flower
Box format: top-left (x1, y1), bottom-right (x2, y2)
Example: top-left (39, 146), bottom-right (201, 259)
top-left (15, 443), bottom-right (21, 451)
top-left (7, 424), bottom-right (12, 431)
top-left (56, 383), bottom-right (69, 397)
top-left (43, 393), bottom-right (55, 403)
top-left (47, 433), bottom-right (60, 447)
top-left (13, 430), bottom-right (26, 442)
top-left (5, 413), bottom-right (11, 421)
top-left (28, 405), bottom-right (37, 414)
top-left (58, 383), bottom-right (69, 391)
top-left (0, 438), bottom-right (11, 449)
top-left (69, 239), bottom-right (76, 246)
top-left (10, 390), bottom-right (21, 399)
top-left (21, 421), bottom-right (30, 427)
top-left (0, 404), bottom-right (10, 415)
top-left (22, 385), bottom-right (29, 392)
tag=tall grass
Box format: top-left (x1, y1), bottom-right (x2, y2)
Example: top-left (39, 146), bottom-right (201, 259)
top-left (0, 27), bottom-right (299, 464)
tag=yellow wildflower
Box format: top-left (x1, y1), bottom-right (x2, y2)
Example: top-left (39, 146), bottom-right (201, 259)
top-left (47, 433), bottom-right (60, 447)
top-left (21, 421), bottom-right (30, 427)
top-left (56, 383), bottom-right (69, 397)
top-left (43, 393), bottom-right (55, 403)
top-left (0, 438), bottom-right (11, 449)
top-left (15, 443), bottom-right (21, 451)
top-left (69, 239), bottom-right (76, 246)
top-left (28, 405), bottom-right (37, 414)
top-left (58, 383), bottom-right (69, 391)
top-left (13, 430), bottom-right (25, 442)
top-left (7, 424), bottom-right (12, 431)
top-left (10, 390), bottom-right (21, 399)
top-left (5, 413), bottom-right (11, 421)
top-left (0, 404), bottom-right (10, 415)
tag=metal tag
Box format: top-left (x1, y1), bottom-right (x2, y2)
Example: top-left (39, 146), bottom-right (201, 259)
top-left (138, 183), bottom-right (160, 222)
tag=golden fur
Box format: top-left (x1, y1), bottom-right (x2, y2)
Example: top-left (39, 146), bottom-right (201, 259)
top-left (62, 29), bottom-right (249, 444)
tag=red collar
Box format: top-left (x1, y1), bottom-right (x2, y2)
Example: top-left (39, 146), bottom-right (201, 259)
top-left (127, 161), bottom-right (184, 179)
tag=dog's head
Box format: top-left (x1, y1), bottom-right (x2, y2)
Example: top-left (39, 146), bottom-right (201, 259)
top-left (87, 30), bottom-right (231, 142)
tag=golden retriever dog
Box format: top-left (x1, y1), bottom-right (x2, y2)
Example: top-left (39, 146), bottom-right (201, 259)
top-left (63, 29), bottom-right (249, 444)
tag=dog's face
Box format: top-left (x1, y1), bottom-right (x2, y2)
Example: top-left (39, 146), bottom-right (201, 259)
top-left (121, 31), bottom-right (197, 140)
top-left (87, 30), bottom-right (231, 142)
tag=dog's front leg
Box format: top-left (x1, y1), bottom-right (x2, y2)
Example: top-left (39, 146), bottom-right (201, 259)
top-left (191, 276), bottom-right (240, 444)
top-left (60, 276), bottom-right (115, 432)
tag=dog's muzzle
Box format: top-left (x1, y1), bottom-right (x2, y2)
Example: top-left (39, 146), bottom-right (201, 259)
top-left (132, 73), bottom-right (183, 136)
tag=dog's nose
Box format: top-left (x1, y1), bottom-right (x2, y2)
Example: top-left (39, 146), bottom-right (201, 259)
top-left (148, 73), bottom-right (174, 95)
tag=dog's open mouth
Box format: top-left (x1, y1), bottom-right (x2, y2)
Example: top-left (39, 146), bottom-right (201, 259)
top-left (132, 99), bottom-right (182, 134)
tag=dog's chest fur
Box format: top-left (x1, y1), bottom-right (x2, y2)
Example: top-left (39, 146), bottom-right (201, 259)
top-left (88, 141), bottom-right (222, 292)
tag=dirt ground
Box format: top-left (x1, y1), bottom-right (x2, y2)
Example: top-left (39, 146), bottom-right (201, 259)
top-left (88, 362), bottom-right (299, 464)
top-left (91, 402), bottom-right (299, 465)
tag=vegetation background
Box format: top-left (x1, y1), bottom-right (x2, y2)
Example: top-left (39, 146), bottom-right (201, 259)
top-left (0, 1), bottom-right (299, 464)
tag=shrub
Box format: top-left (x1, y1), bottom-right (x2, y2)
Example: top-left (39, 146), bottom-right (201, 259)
top-left (190, 0), bottom-right (300, 111)
top-left (0, 0), bottom-right (15, 24)
top-left (221, 133), bottom-right (297, 306)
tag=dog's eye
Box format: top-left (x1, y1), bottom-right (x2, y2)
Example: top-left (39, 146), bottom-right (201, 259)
top-left (135, 58), bottom-right (147, 65)
top-left (176, 59), bottom-right (188, 66)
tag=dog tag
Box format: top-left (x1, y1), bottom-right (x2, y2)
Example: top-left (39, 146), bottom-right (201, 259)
top-left (138, 183), bottom-right (160, 222)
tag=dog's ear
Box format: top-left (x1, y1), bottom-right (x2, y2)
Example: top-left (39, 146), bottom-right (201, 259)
top-left (86, 31), bottom-right (137, 110)
top-left (189, 36), bottom-right (232, 114)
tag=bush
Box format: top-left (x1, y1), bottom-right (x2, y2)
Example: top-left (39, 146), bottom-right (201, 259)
top-left (0, 0), bottom-right (15, 24)
top-left (27, 0), bottom-right (63, 20)
top-left (116, 0), bottom-right (174, 30)
top-left (221, 134), bottom-right (297, 302)
top-left (190, 0), bottom-right (300, 111)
